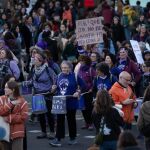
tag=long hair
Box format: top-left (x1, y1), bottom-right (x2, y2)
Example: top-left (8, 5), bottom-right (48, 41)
top-left (96, 62), bottom-right (110, 77)
top-left (6, 81), bottom-right (20, 98)
top-left (143, 85), bottom-right (150, 103)
top-left (93, 90), bottom-right (112, 114)
top-left (117, 130), bottom-right (138, 150)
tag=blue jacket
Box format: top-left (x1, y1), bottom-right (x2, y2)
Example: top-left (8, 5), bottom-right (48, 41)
top-left (56, 72), bottom-right (86, 109)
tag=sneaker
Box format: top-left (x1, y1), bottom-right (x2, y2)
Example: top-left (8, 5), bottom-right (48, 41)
top-left (49, 138), bottom-right (62, 147)
top-left (68, 139), bottom-right (77, 145)
top-left (88, 125), bottom-right (94, 131)
top-left (81, 124), bottom-right (89, 129)
top-left (47, 132), bottom-right (55, 140)
top-left (36, 132), bottom-right (47, 139)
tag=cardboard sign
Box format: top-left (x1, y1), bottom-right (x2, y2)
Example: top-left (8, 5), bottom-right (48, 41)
top-left (76, 17), bottom-right (103, 46)
top-left (130, 40), bottom-right (144, 64)
top-left (51, 96), bottom-right (66, 114)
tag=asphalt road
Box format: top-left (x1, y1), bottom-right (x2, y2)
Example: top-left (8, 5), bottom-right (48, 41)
top-left (23, 95), bottom-right (145, 150)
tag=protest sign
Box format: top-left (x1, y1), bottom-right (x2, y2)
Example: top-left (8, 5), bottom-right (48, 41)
top-left (76, 17), bottom-right (103, 46)
top-left (130, 40), bottom-right (144, 64)
top-left (51, 96), bottom-right (66, 114)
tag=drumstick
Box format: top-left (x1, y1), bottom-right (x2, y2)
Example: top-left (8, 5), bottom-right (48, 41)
top-left (34, 92), bottom-right (52, 95)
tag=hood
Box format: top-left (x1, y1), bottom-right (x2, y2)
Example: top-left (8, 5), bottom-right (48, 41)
top-left (142, 101), bottom-right (150, 121)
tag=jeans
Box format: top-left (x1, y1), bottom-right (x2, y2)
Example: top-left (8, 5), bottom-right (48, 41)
top-left (100, 141), bottom-right (117, 150)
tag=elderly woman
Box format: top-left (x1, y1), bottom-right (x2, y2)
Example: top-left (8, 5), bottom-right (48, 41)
top-left (0, 80), bottom-right (28, 150)
top-left (49, 61), bottom-right (86, 147)
top-left (0, 47), bottom-right (20, 95)
top-left (26, 50), bottom-right (57, 139)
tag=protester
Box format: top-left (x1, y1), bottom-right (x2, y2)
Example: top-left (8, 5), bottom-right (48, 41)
top-left (92, 90), bottom-right (124, 150)
top-left (0, 0), bottom-right (149, 149)
top-left (25, 50), bottom-right (57, 139)
top-left (117, 130), bottom-right (142, 150)
top-left (77, 55), bottom-right (96, 130)
top-left (0, 46), bottom-right (20, 95)
top-left (93, 62), bottom-right (117, 96)
top-left (109, 71), bottom-right (136, 129)
top-left (49, 60), bottom-right (86, 147)
top-left (139, 61), bottom-right (150, 97)
top-left (137, 85), bottom-right (150, 150)
top-left (0, 80), bottom-right (28, 150)
top-left (116, 47), bottom-right (141, 96)
top-left (105, 53), bottom-right (121, 78)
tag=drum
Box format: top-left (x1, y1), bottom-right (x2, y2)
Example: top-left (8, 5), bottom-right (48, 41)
top-left (51, 96), bottom-right (66, 114)
top-left (32, 95), bottom-right (47, 114)
top-left (134, 98), bottom-right (143, 116)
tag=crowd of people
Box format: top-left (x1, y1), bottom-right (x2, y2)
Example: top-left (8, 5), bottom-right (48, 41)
top-left (0, 0), bottom-right (150, 150)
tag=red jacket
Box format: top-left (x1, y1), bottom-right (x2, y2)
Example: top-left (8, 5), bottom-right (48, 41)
top-left (0, 96), bottom-right (28, 140)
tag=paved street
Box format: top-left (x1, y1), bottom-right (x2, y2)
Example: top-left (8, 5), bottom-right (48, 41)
top-left (24, 95), bottom-right (145, 150)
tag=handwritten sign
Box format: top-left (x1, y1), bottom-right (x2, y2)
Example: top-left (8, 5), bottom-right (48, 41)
top-left (51, 96), bottom-right (66, 114)
top-left (76, 17), bottom-right (103, 46)
top-left (130, 40), bottom-right (144, 64)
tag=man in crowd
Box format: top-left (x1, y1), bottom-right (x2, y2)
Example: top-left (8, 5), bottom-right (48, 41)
top-left (109, 71), bottom-right (136, 129)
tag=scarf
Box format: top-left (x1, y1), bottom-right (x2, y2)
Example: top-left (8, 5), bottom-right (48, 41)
top-left (34, 63), bottom-right (47, 76)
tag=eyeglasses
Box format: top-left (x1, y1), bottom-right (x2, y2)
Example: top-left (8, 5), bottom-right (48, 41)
top-left (122, 77), bottom-right (131, 82)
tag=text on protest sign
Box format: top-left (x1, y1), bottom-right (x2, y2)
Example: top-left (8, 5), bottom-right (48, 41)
top-left (76, 17), bottom-right (103, 46)
top-left (51, 96), bottom-right (66, 114)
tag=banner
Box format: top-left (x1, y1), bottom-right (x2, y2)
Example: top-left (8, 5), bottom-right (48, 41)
top-left (130, 40), bottom-right (144, 64)
top-left (76, 17), bottom-right (103, 46)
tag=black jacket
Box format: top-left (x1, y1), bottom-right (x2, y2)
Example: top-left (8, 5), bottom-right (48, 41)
top-left (92, 107), bottom-right (124, 141)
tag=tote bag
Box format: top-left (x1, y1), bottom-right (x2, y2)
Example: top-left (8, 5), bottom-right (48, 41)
top-left (0, 116), bottom-right (10, 142)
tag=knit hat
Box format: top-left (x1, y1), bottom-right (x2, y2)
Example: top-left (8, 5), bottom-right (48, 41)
top-left (77, 46), bottom-right (88, 56)
top-left (36, 40), bottom-right (47, 50)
